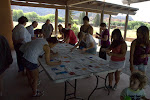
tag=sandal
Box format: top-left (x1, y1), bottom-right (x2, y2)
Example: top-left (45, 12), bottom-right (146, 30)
top-left (32, 90), bottom-right (44, 97)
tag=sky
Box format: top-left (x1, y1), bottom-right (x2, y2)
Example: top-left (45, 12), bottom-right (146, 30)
top-left (98, 0), bottom-right (150, 22)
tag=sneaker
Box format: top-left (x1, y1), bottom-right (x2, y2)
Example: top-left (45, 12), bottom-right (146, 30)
top-left (113, 84), bottom-right (117, 91)
top-left (32, 90), bottom-right (44, 97)
top-left (105, 85), bottom-right (112, 90)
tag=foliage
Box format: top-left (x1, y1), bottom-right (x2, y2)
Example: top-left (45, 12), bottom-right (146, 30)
top-left (93, 14), bottom-right (100, 27)
top-left (12, 10), bottom-right (64, 23)
top-left (72, 23), bottom-right (79, 36)
top-left (69, 11), bottom-right (74, 24)
top-left (78, 12), bottom-right (86, 24)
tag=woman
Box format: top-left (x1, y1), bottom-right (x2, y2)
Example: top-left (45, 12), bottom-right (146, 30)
top-left (96, 23), bottom-right (110, 60)
top-left (61, 28), bottom-right (77, 45)
top-left (71, 32), bottom-right (97, 55)
top-left (80, 16), bottom-right (93, 35)
top-left (103, 29), bottom-right (127, 90)
top-left (130, 26), bottom-right (150, 74)
top-left (20, 37), bottom-right (61, 97)
top-left (0, 35), bottom-right (13, 96)
top-left (12, 16), bottom-right (31, 73)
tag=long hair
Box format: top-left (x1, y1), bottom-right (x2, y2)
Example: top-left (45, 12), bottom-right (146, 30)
top-left (110, 29), bottom-right (124, 48)
top-left (136, 26), bottom-right (149, 46)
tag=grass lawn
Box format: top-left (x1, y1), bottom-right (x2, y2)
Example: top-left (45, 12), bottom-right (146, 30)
top-left (13, 21), bottom-right (137, 38)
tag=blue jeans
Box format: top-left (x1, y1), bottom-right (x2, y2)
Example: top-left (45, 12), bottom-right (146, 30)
top-left (134, 64), bottom-right (147, 72)
top-left (86, 47), bottom-right (97, 55)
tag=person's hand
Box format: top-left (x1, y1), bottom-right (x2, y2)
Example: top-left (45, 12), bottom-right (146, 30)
top-left (141, 54), bottom-right (147, 59)
top-left (130, 65), bottom-right (134, 73)
top-left (105, 49), bottom-right (111, 53)
top-left (54, 52), bottom-right (58, 56)
top-left (57, 61), bottom-right (61, 65)
top-left (107, 52), bottom-right (113, 56)
top-left (82, 48), bottom-right (87, 52)
top-left (70, 47), bottom-right (75, 52)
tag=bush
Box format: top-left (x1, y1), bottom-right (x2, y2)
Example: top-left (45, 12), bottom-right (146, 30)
top-left (72, 24), bottom-right (79, 36)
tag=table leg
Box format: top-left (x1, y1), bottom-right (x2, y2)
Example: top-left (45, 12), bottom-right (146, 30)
top-left (88, 74), bottom-right (109, 100)
top-left (64, 79), bottom-right (83, 100)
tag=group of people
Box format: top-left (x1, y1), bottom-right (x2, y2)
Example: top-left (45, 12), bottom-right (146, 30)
top-left (0, 15), bottom-right (150, 99)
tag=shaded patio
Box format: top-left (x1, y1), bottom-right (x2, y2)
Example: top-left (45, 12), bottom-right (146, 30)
top-left (0, 51), bottom-right (150, 100)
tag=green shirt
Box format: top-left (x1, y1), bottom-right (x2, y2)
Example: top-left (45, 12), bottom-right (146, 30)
top-left (121, 87), bottom-right (145, 100)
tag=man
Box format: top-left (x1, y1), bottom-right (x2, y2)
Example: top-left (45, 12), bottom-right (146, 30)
top-left (96, 23), bottom-right (110, 60)
top-left (68, 23), bottom-right (71, 29)
top-left (12, 16), bottom-right (31, 73)
top-left (0, 35), bottom-right (13, 96)
top-left (26, 21), bottom-right (38, 40)
top-left (42, 19), bottom-right (54, 38)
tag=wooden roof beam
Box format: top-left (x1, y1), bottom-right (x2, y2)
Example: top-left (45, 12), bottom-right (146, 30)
top-left (11, 1), bottom-right (65, 9)
top-left (72, 4), bottom-right (136, 15)
top-left (67, 0), bottom-right (96, 6)
top-left (69, 6), bottom-right (118, 15)
top-left (16, 0), bottom-right (66, 5)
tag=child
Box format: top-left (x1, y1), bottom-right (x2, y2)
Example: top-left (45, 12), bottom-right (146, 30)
top-left (103, 29), bottom-right (127, 90)
top-left (130, 26), bottom-right (150, 74)
top-left (120, 71), bottom-right (149, 100)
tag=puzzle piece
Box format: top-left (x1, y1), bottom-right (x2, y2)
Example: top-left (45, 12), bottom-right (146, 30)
top-left (60, 65), bottom-right (65, 67)
top-left (69, 72), bottom-right (75, 75)
top-left (95, 66), bottom-right (100, 68)
top-left (55, 71), bottom-right (68, 75)
top-left (75, 67), bottom-right (80, 69)
top-left (82, 68), bottom-right (87, 70)
top-left (64, 61), bottom-right (70, 63)
top-left (89, 65), bottom-right (93, 67)
top-left (51, 68), bottom-right (58, 71)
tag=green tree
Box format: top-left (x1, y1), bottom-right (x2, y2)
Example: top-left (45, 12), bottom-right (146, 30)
top-left (93, 14), bottom-right (100, 27)
top-left (12, 10), bottom-right (24, 21)
top-left (72, 23), bottom-right (79, 36)
top-left (78, 12), bottom-right (85, 24)
top-left (69, 11), bottom-right (74, 24)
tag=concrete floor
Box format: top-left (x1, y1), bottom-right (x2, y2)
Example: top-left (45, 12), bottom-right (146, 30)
top-left (0, 51), bottom-right (150, 100)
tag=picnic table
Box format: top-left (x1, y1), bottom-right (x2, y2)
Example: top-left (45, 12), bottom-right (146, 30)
top-left (38, 43), bottom-right (123, 100)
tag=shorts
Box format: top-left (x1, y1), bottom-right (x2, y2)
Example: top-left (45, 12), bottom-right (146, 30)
top-left (134, 64), bottom-right (147, 72)
top-left (22, 58), bottom-right (39, 71)
top-left (86, 47), bottom-right (97, 55)
top-left (109, 60), bottom-right (126, 71)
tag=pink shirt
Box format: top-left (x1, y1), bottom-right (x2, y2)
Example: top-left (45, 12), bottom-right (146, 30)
top-left (66, 30), bottom-right (77, 45)
top-left (111, 45), bottom-right (125, 61)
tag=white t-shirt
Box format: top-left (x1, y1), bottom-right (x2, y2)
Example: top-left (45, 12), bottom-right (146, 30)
top-left (26, 25), bottom-right (34, 37)
top-left (120, 87), bottom-right (145, 100)
top-left (12, 24), bottom-right (31, 44)
top-left (20, 38), bottom-right (48, 64)
top-left (83, 34), bottom-right (96, 48)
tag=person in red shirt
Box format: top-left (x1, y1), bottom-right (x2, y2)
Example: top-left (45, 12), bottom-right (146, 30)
top-left (61, 28), bottom-right (77, 45)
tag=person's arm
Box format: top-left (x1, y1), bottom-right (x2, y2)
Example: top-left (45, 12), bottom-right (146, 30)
top-left (63, 32), bottom-right (70, 43)
top-left (71, 37), bottom-right (82, 51)
top-left (130, 40), bottom-right (136, 73)
top-left (89, 26), bottom-right (93, 35)
top-left (142, 96), bottom-right (150, 100)
top-left (120, 96), bottom-right (124, 100)
top-left (108, 42), bottom-right (127, 57)
top-left (43, 44), bottom-right (61, 66)
top-left (82, 42), bottom-right (94, 51)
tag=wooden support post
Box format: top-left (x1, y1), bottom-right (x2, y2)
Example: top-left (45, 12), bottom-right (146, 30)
top-left (108, 14), bottom-right (111, 32)
top-left (99, 11), bottom-right (104, 34)
top-left (86, 11), bottom-right (88, 16)
top-left (55, 9), bottom-right (58, 34)
top-left (65, 5), bottom-right (69, 28)
top-left (124, 13), bottom-right (129, 40)
top-left (0, 0), bottom-right (13, 49)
